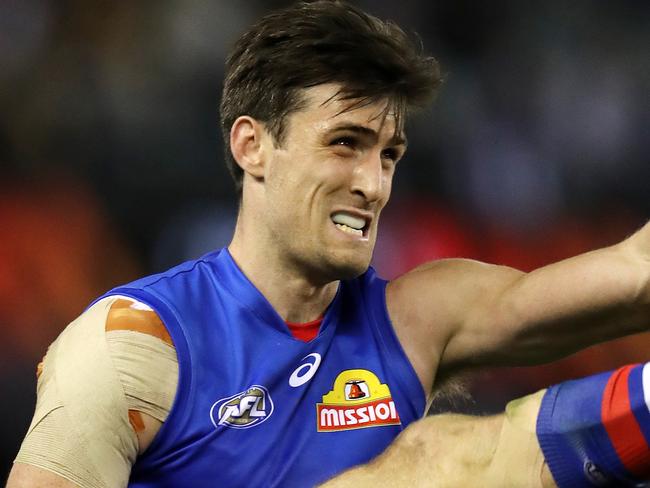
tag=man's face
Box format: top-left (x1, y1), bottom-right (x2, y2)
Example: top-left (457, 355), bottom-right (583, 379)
top-left (256, 84), bottom-right (406, 282)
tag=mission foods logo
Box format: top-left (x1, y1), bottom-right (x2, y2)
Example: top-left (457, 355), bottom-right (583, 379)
top-left (317, 369), bottom-right (401, 432)
top-left (210, 385), bottom-right (274, 429)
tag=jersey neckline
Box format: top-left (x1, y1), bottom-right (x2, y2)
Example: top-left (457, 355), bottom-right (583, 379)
top-left (212, 248), bottom-right (341, 341)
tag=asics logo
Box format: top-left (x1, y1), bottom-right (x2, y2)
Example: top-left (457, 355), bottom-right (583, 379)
top-left (289, 353), bottom-right (322, 387)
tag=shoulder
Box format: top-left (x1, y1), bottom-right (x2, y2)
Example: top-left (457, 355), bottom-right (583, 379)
top-left (383, 259), bottom-right (522, 392)
top-left (120, 250), bottom-right (223, 290)
top-left (386, 258), bottom-right (490, 328)
top-left (52, 295), bottom-right (178, 404)
top-left (15, 296), bottom-right (179, 486)
top-left (105, 296), bottom-right (173, 346)
top-left (389, 258), bottom-right (500, 291)
top-left (386, 258), bottom-right (521, 324)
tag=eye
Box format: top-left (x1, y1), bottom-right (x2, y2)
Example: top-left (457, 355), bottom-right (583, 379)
top-left (381, 148), bottom-right (400, 163)
top-left (331, 136), bottom-right (357, 148)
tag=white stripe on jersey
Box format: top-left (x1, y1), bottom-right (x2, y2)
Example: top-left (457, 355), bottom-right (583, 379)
top-left (111, 294), bottom-right (154, 311)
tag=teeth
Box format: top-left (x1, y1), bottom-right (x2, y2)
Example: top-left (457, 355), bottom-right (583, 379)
top-left (332, 212), bottom-right (365, 230)
top-left (335, 223), bottom-right (363, 236)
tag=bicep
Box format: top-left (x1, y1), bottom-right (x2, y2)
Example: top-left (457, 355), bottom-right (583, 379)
top-left (445, 243), bottom-right (650, 370)
top-left (387, 259), bottom-right (524, 382)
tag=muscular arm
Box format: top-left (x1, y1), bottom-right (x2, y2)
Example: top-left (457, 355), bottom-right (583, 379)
top-left (6, 414), bottom-right (162, 488)
top-left (321, 390), bottom-right (555, 488)
top-left (389, 221), bottom-right (650, 390)
top-left (325, 361), bottom-right (650, 488)
top-left (6, 297), bottom-right (177, 488)
top-left (6, 414), bottom-right (163, 488)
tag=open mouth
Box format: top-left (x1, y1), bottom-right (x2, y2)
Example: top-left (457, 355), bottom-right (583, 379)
top-left (331, 212), bottom-right (369, 238)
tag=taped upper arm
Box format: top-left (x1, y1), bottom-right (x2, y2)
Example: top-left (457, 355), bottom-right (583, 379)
top-left (12, 296), bottom-right (179, 487)
top-left (13, 298), bottom-right (138, 488)
top-left (104, 297), bottom-right (179, 452)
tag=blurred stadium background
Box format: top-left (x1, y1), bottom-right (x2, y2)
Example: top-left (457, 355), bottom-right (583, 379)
top-left (2, 0), bottom-right (649, 476)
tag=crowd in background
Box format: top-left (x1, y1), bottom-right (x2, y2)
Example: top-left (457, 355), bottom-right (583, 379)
top-left (2, 0), bottom-right (649, 475)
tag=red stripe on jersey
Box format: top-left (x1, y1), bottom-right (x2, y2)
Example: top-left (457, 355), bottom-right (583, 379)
top-left (286, 317), bottom-right (322, 342)
top-left (601, 364), bottom-right (650, 477)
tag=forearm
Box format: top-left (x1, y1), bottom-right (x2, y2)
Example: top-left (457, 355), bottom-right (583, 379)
top-left (320, 414), bottom-right (501, 488)
top-left (334, 361), bottom-right (650, 488)
top-left (321, 399), bottom-right (554, 488)
top-left (325, 357), bottom-right (650, 488)
top-left (496, 222), bottom-right (650, 363)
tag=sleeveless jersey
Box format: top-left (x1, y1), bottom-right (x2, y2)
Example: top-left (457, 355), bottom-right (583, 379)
top-left (95, 248), bottom-right (425, 488)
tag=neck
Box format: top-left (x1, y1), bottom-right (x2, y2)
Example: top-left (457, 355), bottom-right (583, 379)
top-left (228, 218), bottom-right (338, 324)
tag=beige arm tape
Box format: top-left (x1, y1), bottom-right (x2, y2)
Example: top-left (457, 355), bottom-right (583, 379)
top-left (486, 389), bottom-right (548, 487)
top-left (14, 296), bottom-right (179, 488)
top-left (104, 295), bottom-right (178, 424)
top-left (15, 298), bottom-right (137, 488)
top-left (106, 330), bottom-right (178, 422)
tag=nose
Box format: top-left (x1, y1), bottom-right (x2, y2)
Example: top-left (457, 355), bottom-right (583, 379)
top-left (350, 152), bottom-right (385, 203)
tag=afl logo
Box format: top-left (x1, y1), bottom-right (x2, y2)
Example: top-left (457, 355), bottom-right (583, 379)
top-left (210, 385), bottom-right (274, 429)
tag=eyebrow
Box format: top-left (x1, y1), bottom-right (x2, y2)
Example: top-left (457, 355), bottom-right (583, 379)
top-left (328, 123), bottom-right (408, 148)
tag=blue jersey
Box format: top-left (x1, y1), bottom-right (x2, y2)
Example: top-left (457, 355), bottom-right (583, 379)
top-left (97, 249), bottom-right (425, 487)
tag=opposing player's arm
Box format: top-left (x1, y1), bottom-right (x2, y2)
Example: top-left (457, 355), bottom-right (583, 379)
top-left (323, 361), bottom-right (650, 488)
top-left (6, 297), bottom-right (178, 488)
top-left (388, 221), bottom-right (650, 386)
top-left (320, 389), bottom-right (555, 488)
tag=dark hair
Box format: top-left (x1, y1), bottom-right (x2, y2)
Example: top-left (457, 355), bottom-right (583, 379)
top-left (220, 0), bottom-right (442, 196)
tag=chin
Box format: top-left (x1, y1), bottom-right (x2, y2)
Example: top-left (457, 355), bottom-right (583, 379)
top-left (322, 251), bottom-right (372, 281)
top-left (296, 244), bottom-right (374, 283)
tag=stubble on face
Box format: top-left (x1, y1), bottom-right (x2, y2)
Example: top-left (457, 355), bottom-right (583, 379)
top-left (259, 84), bottom-right (407, 285)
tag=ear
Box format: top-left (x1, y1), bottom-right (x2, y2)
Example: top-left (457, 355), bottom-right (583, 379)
top-left (230, 116), bottom-right (268, 179)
